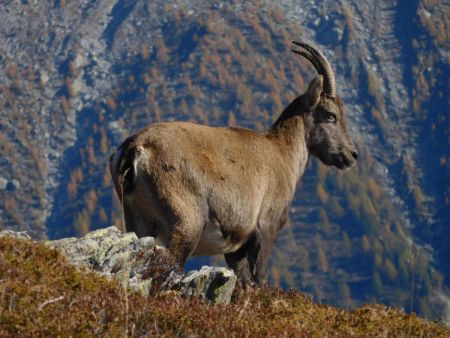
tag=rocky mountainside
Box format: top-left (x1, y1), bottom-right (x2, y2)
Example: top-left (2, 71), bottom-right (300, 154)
top-left (0, 0), bottom-right (448, 320)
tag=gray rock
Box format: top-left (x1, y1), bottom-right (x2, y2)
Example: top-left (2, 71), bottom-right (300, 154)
top-left (167, 266), bottom-right (237, 305)
top-left (48, 226), bottom-right (158, 295)
top-left (0, 177), bottom-right (7, 190)
top-left (44, 226), bottom-right (236, 304)
top-left (0, 229), bottom-right (32, 240)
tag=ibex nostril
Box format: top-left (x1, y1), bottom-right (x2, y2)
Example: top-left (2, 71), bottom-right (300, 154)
top-left (351, 151), bottom-right (359, 160)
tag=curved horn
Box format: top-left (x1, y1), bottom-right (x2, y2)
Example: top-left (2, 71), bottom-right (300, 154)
top-left (291, 41), bottom-right (336, 97)
top-left (290, 49), bottom-right (323, 77)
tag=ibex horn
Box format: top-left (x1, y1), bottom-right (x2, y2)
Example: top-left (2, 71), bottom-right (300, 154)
top-left (291, 41), bottom-right (336, 98)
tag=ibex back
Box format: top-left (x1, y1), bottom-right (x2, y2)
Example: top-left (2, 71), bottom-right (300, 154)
top-left (110, 41), bottom-right (358, 285)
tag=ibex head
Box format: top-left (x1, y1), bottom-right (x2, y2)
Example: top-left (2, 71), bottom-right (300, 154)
top-left (292, 41), bottom-right (358, 169)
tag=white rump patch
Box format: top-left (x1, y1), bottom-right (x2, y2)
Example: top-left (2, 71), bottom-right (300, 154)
top-left (133, 146), bottom-right (150, 177)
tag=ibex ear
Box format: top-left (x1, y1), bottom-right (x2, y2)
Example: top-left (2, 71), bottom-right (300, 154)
top-left (305, 75), bottom-right (323, 110)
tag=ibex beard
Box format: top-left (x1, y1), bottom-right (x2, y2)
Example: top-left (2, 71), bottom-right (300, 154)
top-left (110, 41), bottom-right (358, 286)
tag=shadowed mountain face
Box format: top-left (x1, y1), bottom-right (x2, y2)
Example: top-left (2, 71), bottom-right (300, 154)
top-left (0, 0), bottom-right (448, 320)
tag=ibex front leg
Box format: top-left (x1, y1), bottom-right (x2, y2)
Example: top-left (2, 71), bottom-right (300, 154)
top-left (247, 227), bottom-right (274, 286)
top-left (225, 242), bottom-right (253, 287)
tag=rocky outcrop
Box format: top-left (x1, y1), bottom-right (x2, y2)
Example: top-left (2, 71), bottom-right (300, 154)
top-left (0, 226), bottom-right (236, 305)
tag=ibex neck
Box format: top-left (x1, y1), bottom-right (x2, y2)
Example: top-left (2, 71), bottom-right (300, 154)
top-left (270, 95), bottom-right (306, 131)
top-left (268, 99), bottom-right (309, 181)
top-left (269, 94), bottom-right (309, 153)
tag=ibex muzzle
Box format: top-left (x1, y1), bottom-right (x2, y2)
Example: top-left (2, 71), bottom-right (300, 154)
top-left (110, 41), bottom-right (357, 285)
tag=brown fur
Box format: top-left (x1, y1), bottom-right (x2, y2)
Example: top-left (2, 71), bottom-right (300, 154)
top-left (110, 74), bottom-right (357, 286)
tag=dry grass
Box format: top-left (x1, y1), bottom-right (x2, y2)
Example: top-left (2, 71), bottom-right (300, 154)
top-left (0, 237), bottom-right (448, 337)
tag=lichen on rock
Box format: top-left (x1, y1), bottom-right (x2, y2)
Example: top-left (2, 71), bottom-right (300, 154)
top-left (165, 266), bottom-right (237, 305)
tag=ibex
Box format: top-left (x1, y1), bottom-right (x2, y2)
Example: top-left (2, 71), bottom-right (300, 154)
top-left (110, 41), bottom-right (358, 285)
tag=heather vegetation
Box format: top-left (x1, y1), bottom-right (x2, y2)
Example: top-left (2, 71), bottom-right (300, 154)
top-left (1, 236), bottom-right (448, 337)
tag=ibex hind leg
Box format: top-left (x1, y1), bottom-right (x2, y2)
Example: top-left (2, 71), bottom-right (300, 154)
top-left (143, 210), bottom-right (204, 292)
top-left (151, 193), bottom-right (205, 271)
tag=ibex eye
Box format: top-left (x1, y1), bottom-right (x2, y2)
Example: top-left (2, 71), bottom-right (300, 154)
top-left (326, 113), bottom-right (336, 123)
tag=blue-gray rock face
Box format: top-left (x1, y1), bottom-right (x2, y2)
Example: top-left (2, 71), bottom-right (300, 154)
top-left (0, 226), bottom-right (237, 305)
